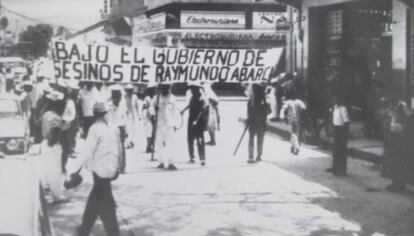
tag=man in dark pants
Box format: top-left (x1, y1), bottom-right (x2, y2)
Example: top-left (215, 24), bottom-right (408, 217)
top-left (247, 84), bottom-right (268, 164)
top-left (327, 96), bottom-right (350, 176)
top-left (182, 82), bottom-right (208, 166)
top-left (68, 101), bottom-right (122, 236)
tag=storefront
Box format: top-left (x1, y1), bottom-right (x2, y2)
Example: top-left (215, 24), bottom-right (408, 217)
top-left (131, 2), bottom-right (290, 94)
top-left (300, 0), bottom-right (412, 138)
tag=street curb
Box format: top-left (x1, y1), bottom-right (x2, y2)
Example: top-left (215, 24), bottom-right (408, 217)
top-left (238, 118), bottom-right (383, 165)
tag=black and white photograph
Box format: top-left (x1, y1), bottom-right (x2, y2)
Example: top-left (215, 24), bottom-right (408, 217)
top-left (0, 0), bottom-right (413, 235)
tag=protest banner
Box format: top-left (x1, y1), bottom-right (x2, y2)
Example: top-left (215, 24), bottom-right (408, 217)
top-left (52, 40), bottom-right (283, 84)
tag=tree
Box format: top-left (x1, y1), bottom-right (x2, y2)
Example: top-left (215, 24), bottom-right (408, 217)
top-left (19, 24), bottom-right (53, 58)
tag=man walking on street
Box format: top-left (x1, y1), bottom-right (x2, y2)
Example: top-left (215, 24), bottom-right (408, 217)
top-left (280, 91), bottom-right (306, 155)
top-left (68, 101), bottom-right (122, 236)
top-left (182, 82), bottom-right (208, 166)
top-left (79, 81), bottom-right (97, 139)
top-left (108, 84), bottom-right (128, 173)
top-left (61, 80), bottom-right (80, 172)
top-left (246, 83), bottom-right (269, 163)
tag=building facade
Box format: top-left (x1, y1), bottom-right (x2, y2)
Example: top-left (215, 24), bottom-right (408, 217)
top-left (297, 0), bottom-right (413, 138)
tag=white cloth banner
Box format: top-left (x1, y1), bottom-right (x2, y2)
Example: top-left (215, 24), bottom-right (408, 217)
top-left (52, 41), bottom-right (283, 84)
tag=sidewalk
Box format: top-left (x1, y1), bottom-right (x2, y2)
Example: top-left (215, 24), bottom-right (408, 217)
top-left (239, 118), bottom-right (384, 164)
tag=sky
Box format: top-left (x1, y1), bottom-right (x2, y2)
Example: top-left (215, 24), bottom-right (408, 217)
top-left (1, 0), bottom-right (102, 31)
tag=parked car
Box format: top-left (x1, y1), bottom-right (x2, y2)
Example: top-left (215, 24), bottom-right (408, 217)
top-left (0, 94), bottom-right (30, 157)
top-left (0, 158), bottom-right (53, 236)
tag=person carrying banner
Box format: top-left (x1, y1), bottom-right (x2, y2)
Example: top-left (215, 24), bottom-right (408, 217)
top-left (150, 84), bottom-right (179, 170)
top-left (68, 101), bottom-right (122, 236)
top-left (143, 84), bottom-right (156, 153)
top-left (108, 84), bottom-right (128, 173)
top-left (181, 82), bottom-right (208, 166)
top-left (280, 90), bottom-right (306, 155)
top-left (247, 83), bottom-right (269, 164)
top-left (124, 84), bottom-right (140, 149)
top-left (79, 81), bottom-right (97, 139)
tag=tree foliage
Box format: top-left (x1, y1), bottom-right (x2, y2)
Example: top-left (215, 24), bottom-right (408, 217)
top-left (19, 24), bottom-right (53, 58)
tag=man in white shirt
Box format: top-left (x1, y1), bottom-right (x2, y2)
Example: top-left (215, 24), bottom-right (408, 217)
top-left (124, 84), bottom-right (140, 148)
top-left (108, 84), bottom-right (128, 173)
top-left (68, 101), bottom-right (121, 236)
top-left (61, 80), bottom-right (80, 173)
top-left (280, 91), bottom-right (306, 155)
top-left (79, 81), bottom-right (96, 138)
top-left (327, 95), bottom-right (350, 176)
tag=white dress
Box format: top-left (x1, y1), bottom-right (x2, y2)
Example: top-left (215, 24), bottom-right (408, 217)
top-left (41, 141), bottom-right (64, 200)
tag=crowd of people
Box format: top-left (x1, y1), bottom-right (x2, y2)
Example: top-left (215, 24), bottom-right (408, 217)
top-left (1, 65), bottom-right (413, 234)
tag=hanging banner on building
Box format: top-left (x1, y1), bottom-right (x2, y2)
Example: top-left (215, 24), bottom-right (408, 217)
top-left (52, 41), bottom-right (283, 84)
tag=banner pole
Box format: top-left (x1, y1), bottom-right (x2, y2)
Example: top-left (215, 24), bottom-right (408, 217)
top-left (150, 82), bottom-right (161, 162)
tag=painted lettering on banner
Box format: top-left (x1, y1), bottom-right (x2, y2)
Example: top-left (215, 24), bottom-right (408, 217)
top-left (52, 41), bottom-right (283, 84)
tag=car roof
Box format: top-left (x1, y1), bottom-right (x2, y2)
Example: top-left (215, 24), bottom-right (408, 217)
top-left (0, 57), bottom-right (25, 63)
top-left (0, 93), bottom-right (20, 101)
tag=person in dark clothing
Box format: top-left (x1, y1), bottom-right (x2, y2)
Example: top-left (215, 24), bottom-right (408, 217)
top-left (383, 101), bottom-right (411, 192)
top-left (247, 84), bottom-right (269, 164)
top-left (181, 82), bottom-right (208, 166)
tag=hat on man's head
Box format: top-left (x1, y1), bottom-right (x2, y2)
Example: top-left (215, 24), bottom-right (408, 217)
top-left (66, 79), bottom-right (80, 90)
top-left (43, 84), bottom-right (54, 94)
top-left (93, 101), bottom-right (110, 113)
top-left (109, 84), bottom-right (123, 91)
top-left (147, 82), bottom-right (157, 88)
top-left (46, 91), bottom-right (64, 101)
top-left (187, 81), bottom-right (202, 87)
top-left (125, 84), bottom-right (134, 90)
top-left (21, 80), bottom-right (34, 87)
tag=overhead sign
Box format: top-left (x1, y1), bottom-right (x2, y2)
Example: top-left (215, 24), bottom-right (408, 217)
top-left (181, 11), bottom-right (245, 29)
top-left (182, 30), bottom-right (286, 41)
top-left (252, 12), bottom-right (288, 29)
top-left (133, 13), bottom-right (166, 35)
top-left (52, 41), bottom-right (283, 84)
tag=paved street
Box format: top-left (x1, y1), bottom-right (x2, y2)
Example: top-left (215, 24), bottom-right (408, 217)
top-left (46, 101), bottom-right (413, 236)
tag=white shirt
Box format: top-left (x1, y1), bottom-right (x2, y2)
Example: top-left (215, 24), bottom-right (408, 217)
top-left (333, 105), bottom-right (350, 126)
top-left (62, 99), bottom-right (76, 130)
top-left (150, 94), bottom-right (177, 129)
top-left (71, 119), bottom-right (121, 178)
top-left (79, 88), bottom-right (97, 117)
top-left (108, 100), bottom-right (127, 127)
top-left (280, 99), bottom-right (306, 122)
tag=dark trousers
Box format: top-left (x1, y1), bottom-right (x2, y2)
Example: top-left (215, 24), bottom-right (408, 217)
top-left (82, 116), bottom-right (95, 139)
top-left (248, 125), bottom-right (265, 160)
top-left (77, 173), bottom-right (120, 236)
top-left (187, 122), bottom-right (205, 161)
top-left (119, 126), bottom-right (126, 172)
top-left (61, 120), bottom-right (79, 172)
top-left (30, 108), bottom-right (43, 143)
top-left (332, 125), bottom-right (349, 175)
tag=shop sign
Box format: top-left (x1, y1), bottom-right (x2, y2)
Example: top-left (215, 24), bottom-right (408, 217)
top-left (182, 31), bottom-right (286, 41)
top-left (181, 11), bottom-right (245, 29)
top-left (133, 13), bottom-right (166, 35)
top-left (252, 12), bottom-right (288, 29)
top-left (275, 15), bottom-right (291, 31)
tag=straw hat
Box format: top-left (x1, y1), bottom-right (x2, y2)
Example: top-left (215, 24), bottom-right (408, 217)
top-left (93, 101), bottom-right (110, 113)
top-left (109, 84), bottom-right (123, 91)
top-left (46, 91), bottom-right (64, 101)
